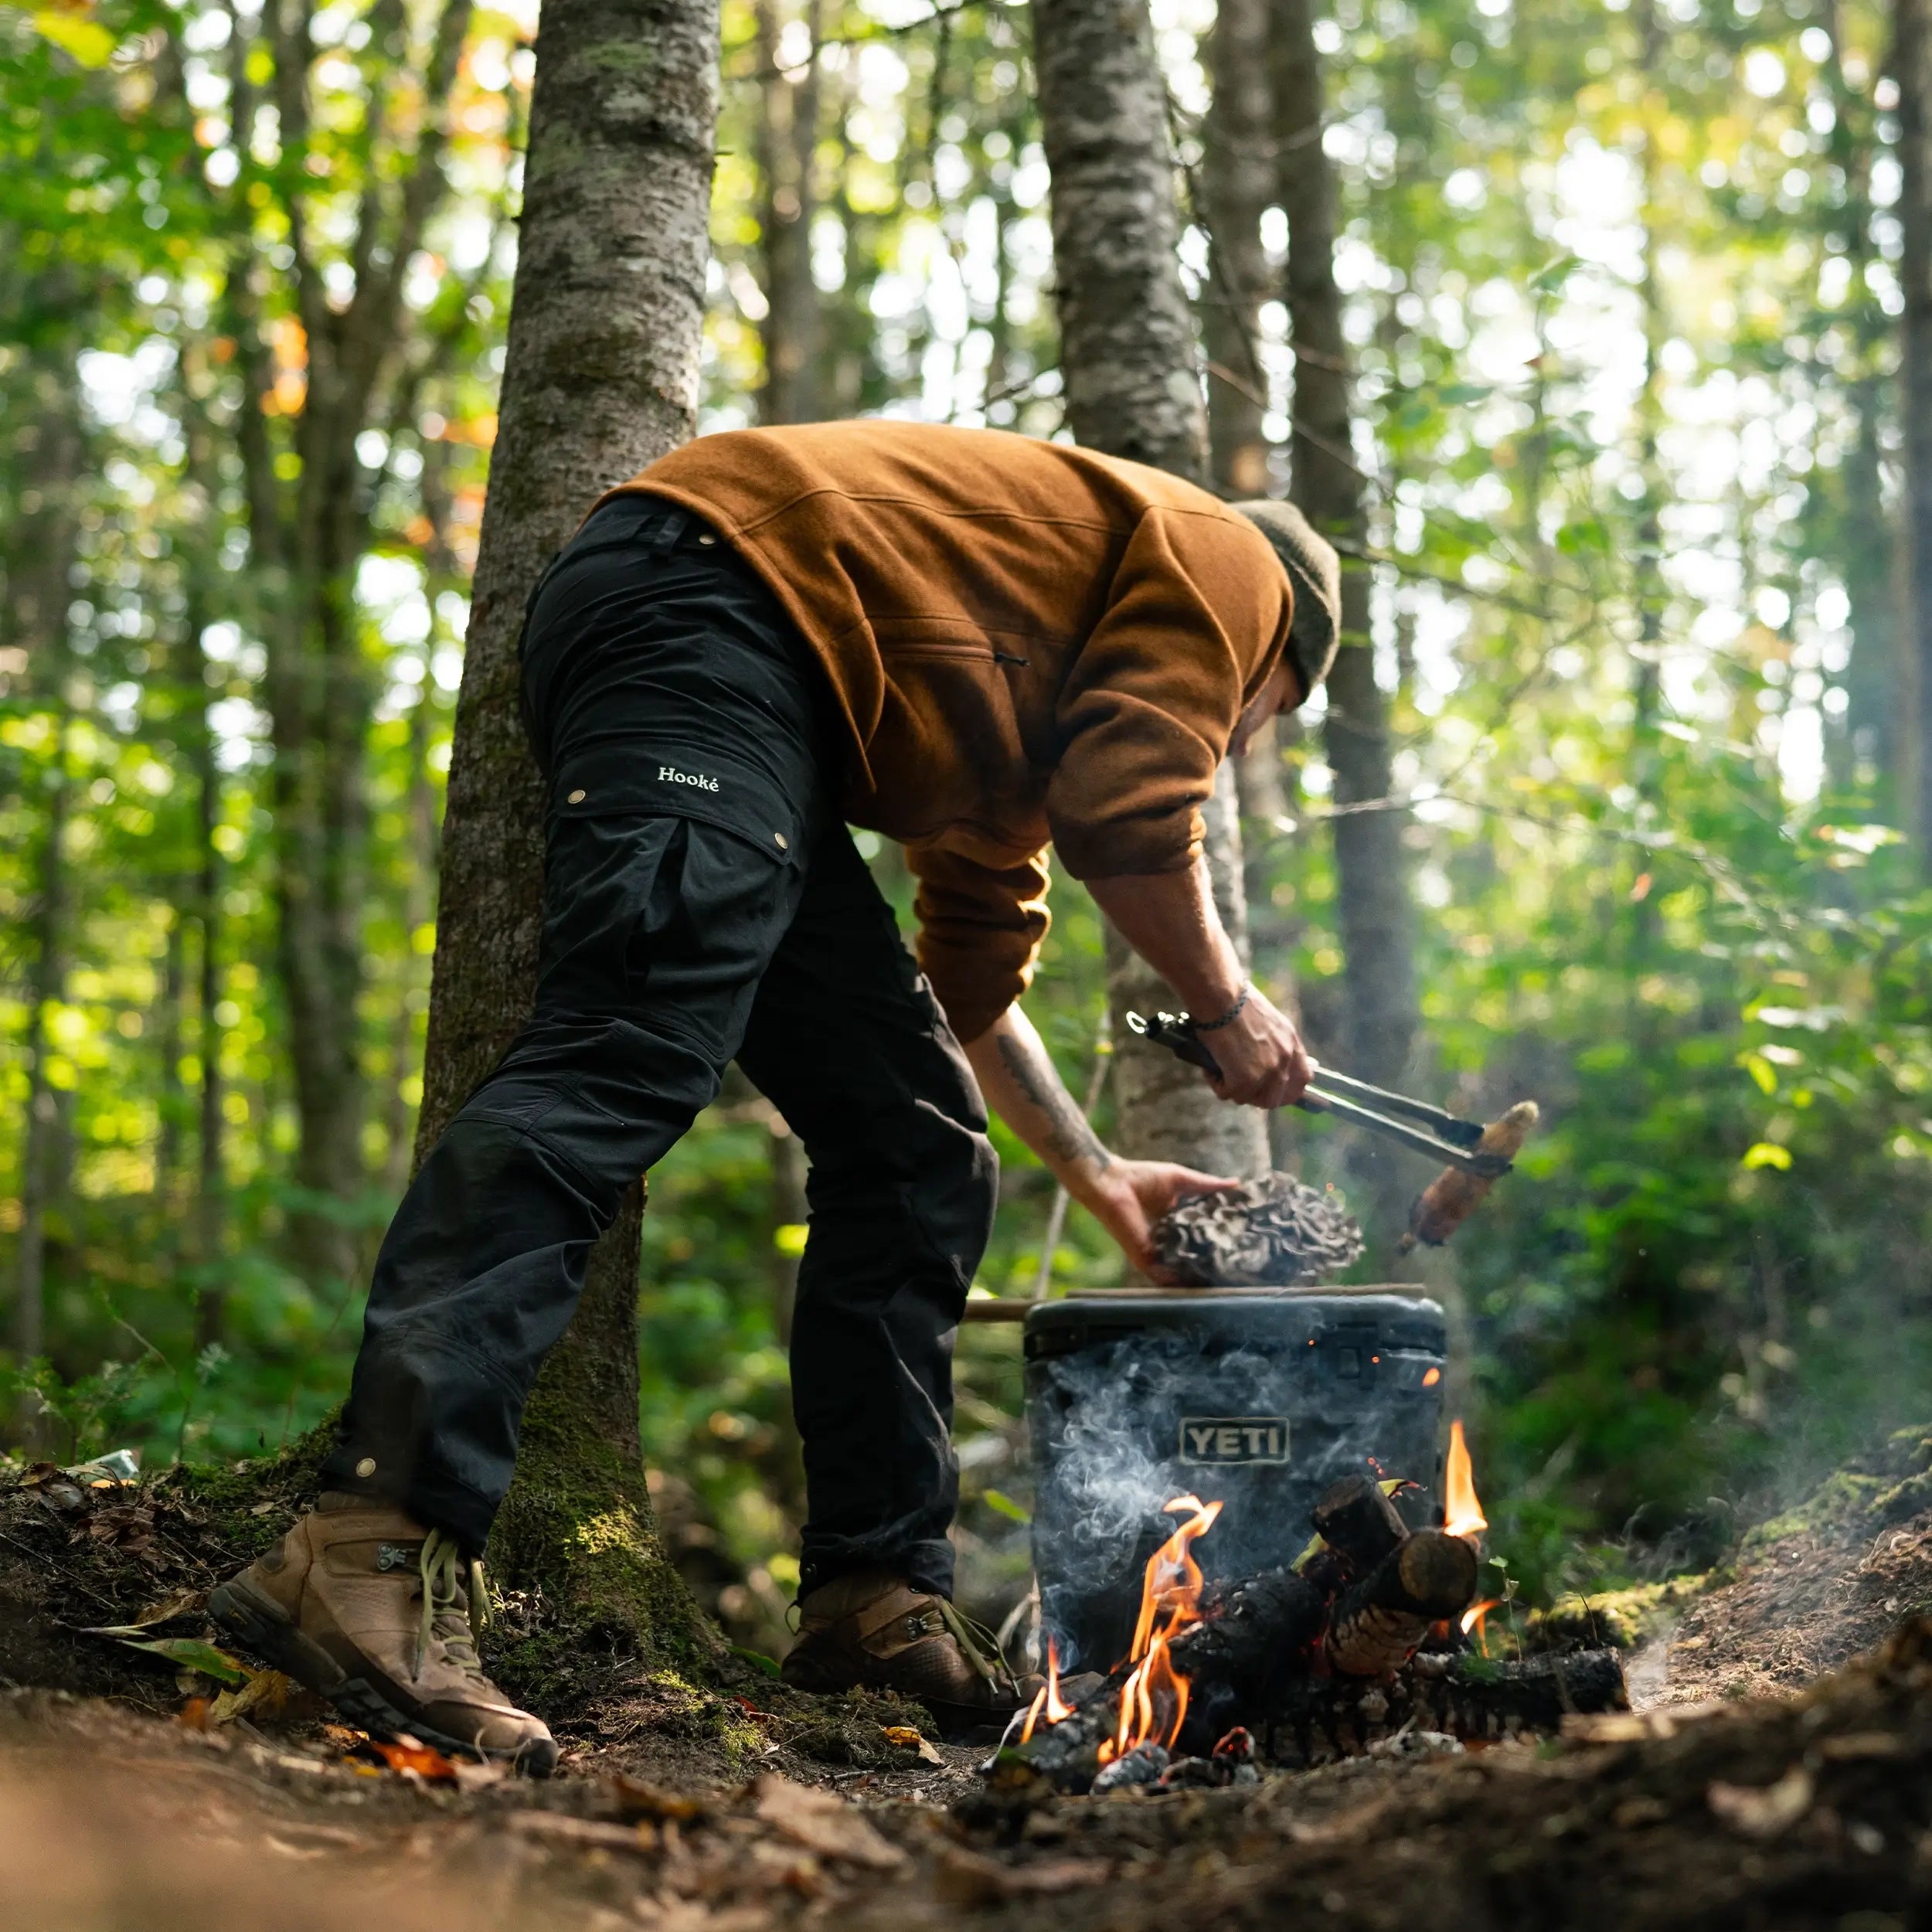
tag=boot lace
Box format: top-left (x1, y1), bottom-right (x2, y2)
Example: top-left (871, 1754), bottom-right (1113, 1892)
top-left (418, 1529), bottom-right (493, 1674)
top-left (936, 1596), bottom-right (1013, 1689)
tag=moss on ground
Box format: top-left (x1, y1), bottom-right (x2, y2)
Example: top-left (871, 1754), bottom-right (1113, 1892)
top-left (1522, 1573), bottom-right (1711, 1653)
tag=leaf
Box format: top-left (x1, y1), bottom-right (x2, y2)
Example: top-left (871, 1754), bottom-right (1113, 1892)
top-left (610, 1773), bottom-right (705, 1822)
top-left (366, 1736), bottom-right (461, 1781)
top-left (882, 1726), bottom-right (944, 1765)
top-left (1741, 1142), bottom-right (1792, 1172)
top-left (731, 1644), bottom-right (782, 1679)
top-left (209, 1668), bottom-right (305, 1724)
top-left (32, 10), bottom-right (117, 66)
top-left (751, 1774), bottom-right (908, 1869)
top-left (980, 1488), bottom-right (1031, 1526)
top-left (114, 1636), bottom-right (252, 1687)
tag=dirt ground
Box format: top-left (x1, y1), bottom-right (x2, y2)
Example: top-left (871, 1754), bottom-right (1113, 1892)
top-left (9, 1449), bottom-right (1932, 1930)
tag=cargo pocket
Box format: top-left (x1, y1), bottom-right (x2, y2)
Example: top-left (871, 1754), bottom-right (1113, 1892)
top-left (548, 742), bottom-right (804, 869)
top-left (539, 745), bottom-right (811, 1059)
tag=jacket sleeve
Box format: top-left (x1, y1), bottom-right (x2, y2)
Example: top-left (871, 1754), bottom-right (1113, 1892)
top-left (907, 839), bottom-right (1053, 1045)
top-left (1046, 507), bottom-right (1292, 880)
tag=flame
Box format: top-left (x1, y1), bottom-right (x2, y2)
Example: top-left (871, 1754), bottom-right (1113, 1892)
top-left (1461, 1597), bottom-right (1502, 1655)
top-left (1094, 1494), bottom-right (1223, 1766)
top-left (1019, 1638), bottom-right (1073, 1744)
top-left (1444, 1418), bottom-right (1488, 1539)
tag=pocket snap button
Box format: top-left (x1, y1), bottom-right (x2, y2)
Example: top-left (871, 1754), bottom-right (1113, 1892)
top-left (697, 533), bottom-right (716, 546)
top-left (774, 832), bottom-right (789, 851)
top-left (567, 788), bottom-right (587, 804)
top-left (355, 1457), bottom-right (377, 1478)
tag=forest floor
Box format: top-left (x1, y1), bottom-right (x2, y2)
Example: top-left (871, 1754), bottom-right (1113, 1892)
top-left (8, 1437), bottom-right (1932, 1931)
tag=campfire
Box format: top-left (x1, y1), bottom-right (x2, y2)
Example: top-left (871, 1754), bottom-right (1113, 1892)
top-left (999, 1423), bottom-right (1628, 1793)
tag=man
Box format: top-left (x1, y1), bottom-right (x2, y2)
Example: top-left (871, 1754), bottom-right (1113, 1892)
top-left (210, 421), bottom-right (1340, 1773)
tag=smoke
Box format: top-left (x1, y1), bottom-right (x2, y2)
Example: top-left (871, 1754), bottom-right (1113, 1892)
top-left (1027, 1301), bottom-right (1447, 1670)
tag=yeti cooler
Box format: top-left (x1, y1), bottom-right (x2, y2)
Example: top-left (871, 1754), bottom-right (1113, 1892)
top-left (1023, 1287), bottom-right (1448, 1672)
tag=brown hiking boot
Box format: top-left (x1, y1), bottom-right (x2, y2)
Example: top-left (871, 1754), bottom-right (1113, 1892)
top-left (780, 1570), bottom-right (1028, 1739)
top-left (208, 1492), bottom-right (557, 1776)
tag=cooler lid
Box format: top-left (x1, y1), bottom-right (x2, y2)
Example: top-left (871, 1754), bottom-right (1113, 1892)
top-left (1022, 1286), bottom-right (1447, 1358)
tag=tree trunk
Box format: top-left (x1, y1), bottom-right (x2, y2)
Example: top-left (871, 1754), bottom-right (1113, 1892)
top-left (191, 609), bottom-right (229, 1354)
top-left (755, 0), bottom-right (825, 424)
top-left (1895, 0), bottom-right (1932, 860)
top-left (417, 0), bottom-right (720, 1662)
top-left (1032, 0), bottom-right (1270, 1188)
top-left (1272, 0), bottom-right (1418, 1223)
top-left (7, 352), bottom-right (83, 1445)
top-left (1201, 0), bottom-right (1274, 502)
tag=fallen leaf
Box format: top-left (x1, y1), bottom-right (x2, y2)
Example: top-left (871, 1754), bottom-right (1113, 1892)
top-left (209, 1668), bottom-right (306, 1724)
top-left (935, 1845), bottom-right (1113, 1905)
top-left (751, 1774), bottom-right (907, 1870)
top-left (507, 1814), bottom-right (655, 1853)
top-left (881, 1726), bottom-right (944, 1766)
top-left (734, 1696), bottom-right (776, 1723)
top-left (113, 1636), bottom-right (252, 1689)
top-left (366, 1736), bottom-right (461, 1782)
top-left (177, 1697), bottom-right (213, 1732)
top-left (611, 1774), bottom-right (706, 1822)
top-left (1707, 1766), bottom-right (1815, 1839)
top-left (321, 1723), bottom-right (369, 1750)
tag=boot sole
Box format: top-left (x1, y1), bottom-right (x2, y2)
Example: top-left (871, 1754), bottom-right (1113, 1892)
top-left (207, 1579), bottom-right (558, 1778)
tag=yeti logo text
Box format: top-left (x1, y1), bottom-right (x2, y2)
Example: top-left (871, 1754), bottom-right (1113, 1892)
top-left (658, 765), bottom-right (719, 793)
top-left (1178, 1417), bottom-right (1290, 1465)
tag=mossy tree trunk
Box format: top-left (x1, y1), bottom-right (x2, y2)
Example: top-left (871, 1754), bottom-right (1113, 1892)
top-left (416, 0), bottom-right (722, 1672)
top-left (1031, 0), bottom-right (1270, 1188)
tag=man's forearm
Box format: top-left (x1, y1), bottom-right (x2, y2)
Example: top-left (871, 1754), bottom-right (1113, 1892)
top-left (1084, 859), bottom-right (1246, 1015)
top-left (962, 1005), bottom-right (1114, 1202)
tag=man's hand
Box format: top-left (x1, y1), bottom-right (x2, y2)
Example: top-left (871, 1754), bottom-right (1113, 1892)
top-left (1078, 1160), bottom-right (1242, 1284)
top-left (1199, 983), bottom-right (1316, 1109)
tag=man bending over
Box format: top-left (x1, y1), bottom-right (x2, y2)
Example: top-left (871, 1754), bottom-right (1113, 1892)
top-left (212, 420), bottom-right (1340, 1771)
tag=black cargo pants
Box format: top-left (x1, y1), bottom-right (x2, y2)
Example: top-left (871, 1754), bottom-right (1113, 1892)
top-left (320, 495), bottom-right (998, 1600)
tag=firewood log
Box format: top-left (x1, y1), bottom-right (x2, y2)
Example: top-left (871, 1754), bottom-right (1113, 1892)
top-left (1325, 1531), bottom-right (1479, 1676)
top-left (1309, 1474), bottom-right (1407, 1572)
top-left (1270, 1648), bottom-right (1628, 1766)
top-left (1399, 1100), bottom-right (1539, 1250)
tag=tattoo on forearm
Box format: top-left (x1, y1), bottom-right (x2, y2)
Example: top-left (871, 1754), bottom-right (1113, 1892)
top-left (995, 1031), bottom-right (1111, 1172)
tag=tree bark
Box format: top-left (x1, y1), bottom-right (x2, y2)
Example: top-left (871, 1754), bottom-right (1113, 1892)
top-left (1201, 0), bottom-right (1274, 502)
top-left (6, 361), bottom-right (83, 1444)
top-left (417, 0), bottom-right (720, 1662)
top-left (755, 0), bottom-right (825, 424)
top-left (1272, 0), bottom-right (1418, 1219)
top-left (1895, 0), bottom-right (1932, 860)
top-left (1032, 0), bottom-right (1270, 1188)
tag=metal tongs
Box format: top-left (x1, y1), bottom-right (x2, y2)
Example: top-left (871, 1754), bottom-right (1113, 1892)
top-left (1125, 1009), bottom-right (1512, 1180)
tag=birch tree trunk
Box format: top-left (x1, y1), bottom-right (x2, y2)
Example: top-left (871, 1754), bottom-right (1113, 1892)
top-left (1272, 0), bottom-right (1419, 1223)
top-left (1895, 0), bottom-right (1932, 860)
top-left (417, 0), bottom-right (720, 1660)
top-left (1032, 0), bottom-right (1270, 1185)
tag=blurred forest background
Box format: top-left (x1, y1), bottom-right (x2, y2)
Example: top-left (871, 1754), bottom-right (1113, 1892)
top-left (5, 0), bottom-right (1932, 1662)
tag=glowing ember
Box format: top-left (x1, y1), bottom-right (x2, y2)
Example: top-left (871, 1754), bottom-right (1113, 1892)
top-left (1019, 1638), bottom-right (1074, 1743)
top-left (1095, 1494), bottom-right (1222, 1767)
top-left (1444, 1417), bottom-right (1488, 1539)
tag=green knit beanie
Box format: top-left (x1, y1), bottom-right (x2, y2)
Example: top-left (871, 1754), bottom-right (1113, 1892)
top-left (1231, 499), bottom-right (1342, 701)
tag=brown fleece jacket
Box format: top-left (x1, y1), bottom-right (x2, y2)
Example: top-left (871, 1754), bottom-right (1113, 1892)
top-left (606, 420), bottom-right (1294, 1043)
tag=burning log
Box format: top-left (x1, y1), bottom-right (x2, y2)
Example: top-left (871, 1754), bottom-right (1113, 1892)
top-left (1009, 1563), bottom-right (1326, 1791)
top-left (1309, 1473), bottom-right (1407, 1569)
top-left (1270, 1648), bottom-right (1629, 1766)
top-left (1325, 1531), bottom-right (1481, 1676)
